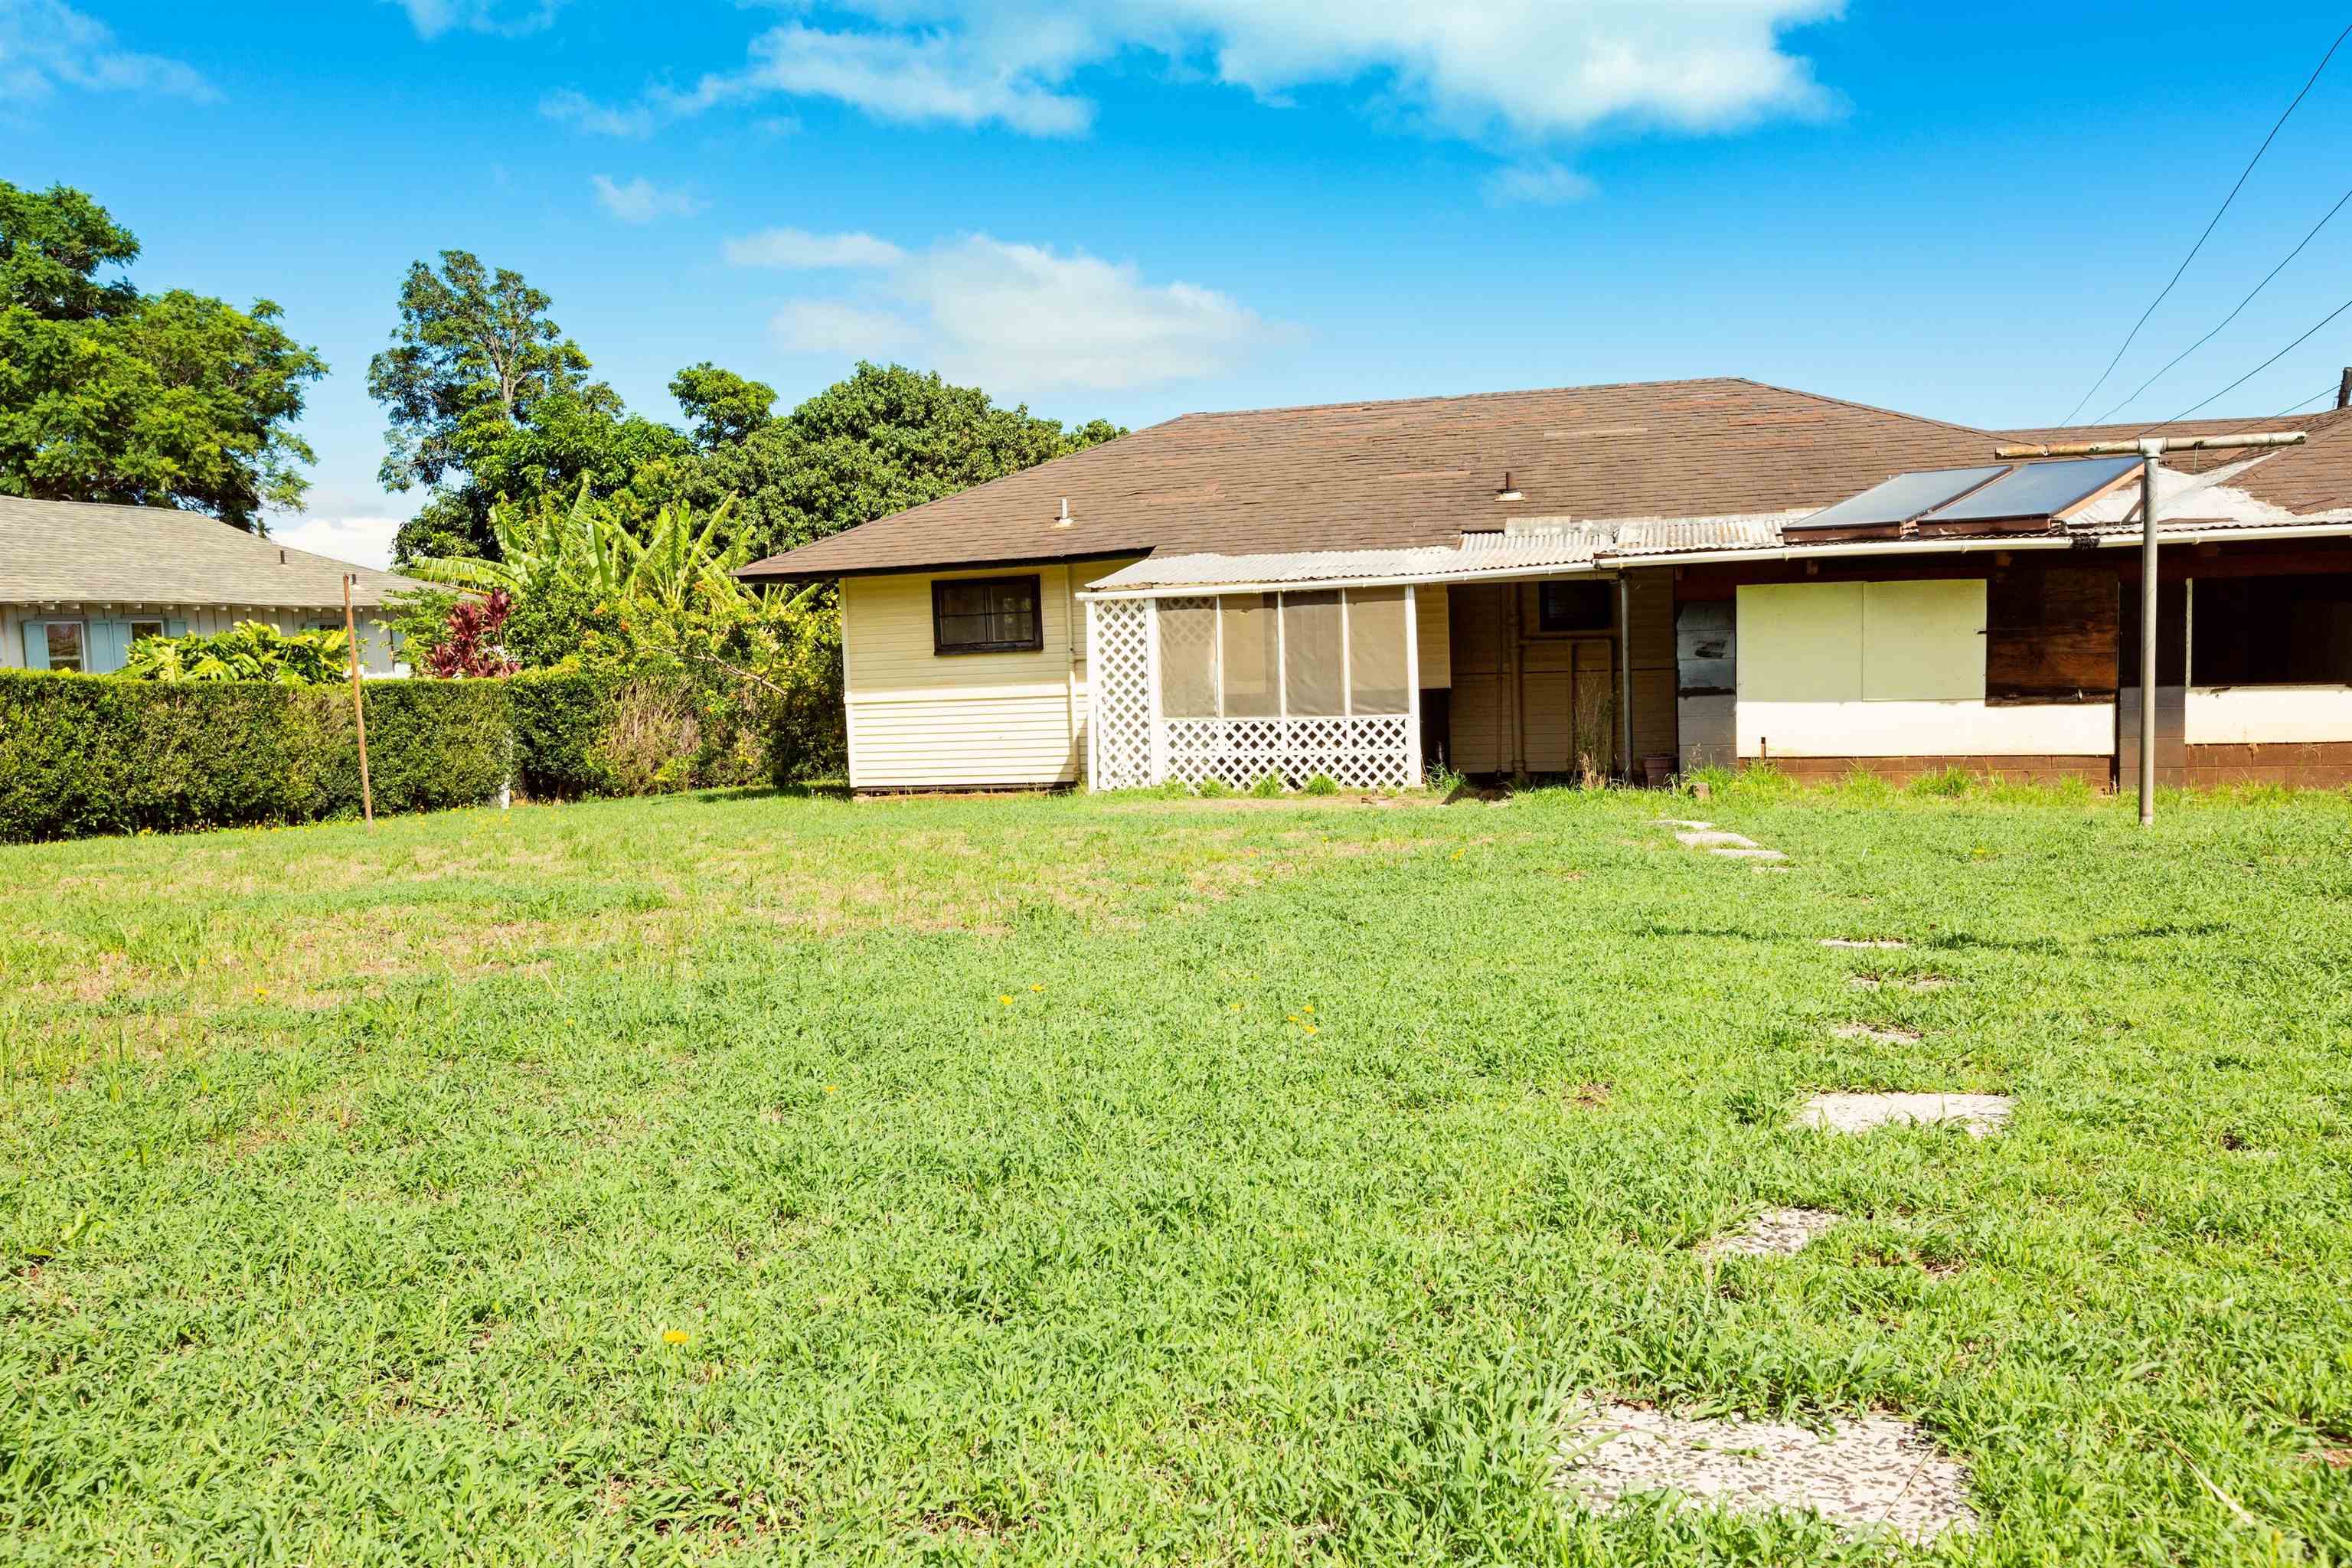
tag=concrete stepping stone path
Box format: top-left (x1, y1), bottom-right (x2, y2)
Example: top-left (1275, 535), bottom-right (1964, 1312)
top-left (1658, 820), bottom-right (1791, 864)
top-left (1797, 1093), bottom-right (2011, 1138)
top-left (1850, 975), bottom-right (1952, 992)
top-left (1700, 1207), bottom-right (1843, 1258)
top-left (1821, 938), bottom-right (1908, 949)
top-left (1556, 1403), bottom-right (1978, 1545)
top-left (1834, 1023), bottom-right (1923, 1045)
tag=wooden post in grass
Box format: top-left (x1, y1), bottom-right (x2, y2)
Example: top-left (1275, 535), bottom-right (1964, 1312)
top-left (1992, 429), bottom-right (2307, 826)
top-left (343, 573), bottom-right (375, 828)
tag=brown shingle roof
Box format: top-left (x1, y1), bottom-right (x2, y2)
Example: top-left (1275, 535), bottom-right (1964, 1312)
top-left (1998, 407), bottom-right (2352, 501)
top-left (742, 377), bottom-right (2020, 580)
top-left (0, 495), bottom-right (422, 609)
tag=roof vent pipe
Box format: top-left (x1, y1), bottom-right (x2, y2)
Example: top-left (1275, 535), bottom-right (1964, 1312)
top-left (1054, 498), bottom-right (1074, 528)
top-left (1494, 471), bottom-right (1524, 503)
top-left (2338, 368), bottom-right (2351, 410)
top-left (279, 549), bottom-right (286, 564)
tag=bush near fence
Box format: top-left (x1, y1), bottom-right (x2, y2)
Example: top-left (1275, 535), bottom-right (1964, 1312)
top-left (0, 672), bottom-right (511, 843)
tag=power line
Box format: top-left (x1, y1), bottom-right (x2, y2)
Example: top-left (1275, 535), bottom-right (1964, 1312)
top-left (2143, 295), bottom-right (2352, 431)
top-left (2089, 185), bottom-right (2352, 426)
top-left (2056, 18), bottom-right (2352, 426)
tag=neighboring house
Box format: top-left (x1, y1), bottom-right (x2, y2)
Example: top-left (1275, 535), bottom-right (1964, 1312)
top-left (740, 377), bottom-right (2352, 792)
top-left (0, 495), bottom-right (420, 676)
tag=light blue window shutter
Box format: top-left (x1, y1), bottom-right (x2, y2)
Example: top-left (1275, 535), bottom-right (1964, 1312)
top-left (21, 622), bottom-right (48, 670)
top-left (165, 619), bottom-right (188, 637)
top-left (87, 620), bottom-right (131, 674)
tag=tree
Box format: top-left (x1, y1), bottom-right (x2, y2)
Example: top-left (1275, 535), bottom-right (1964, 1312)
top-left (0, 181), bottom-right (326, 529)
top-left (670, 362), bottom-right (776, 451)
top-left (369, 251), bottom-right (687, 564)
top-left (660, 362), bottom-right (1128, 560)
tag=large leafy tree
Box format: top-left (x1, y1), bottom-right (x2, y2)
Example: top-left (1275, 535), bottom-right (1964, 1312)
top-left (371, 251), bottom-right (687, 564)
top-left (0, 181), bottom-right (326, 530)
top-left (662, 362), bottom-right (1125, 560)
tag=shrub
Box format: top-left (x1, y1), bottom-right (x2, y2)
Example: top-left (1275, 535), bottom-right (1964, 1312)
top-left (1249, 773), bottom-right (1285, 799)
top-left (506, 668), bottom-right (625, 801)
top-left (0, 671), bottom-right (508, 843)
top-left (590, 679), bottom-right (703, 797)
top-left (1302, 773), bottom-right (1340, 796)
top-left (1197, 776), bottom-right (1233, 799)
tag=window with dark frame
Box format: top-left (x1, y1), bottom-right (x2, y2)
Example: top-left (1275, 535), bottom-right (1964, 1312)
top-left (129, 620), bottom-right (165, 645)
top-left (43, 622), bottom-right (85, 672)
top-left (2192, 573), bottom-right (2352, 686)
top-left (933, 575), bottom-right (1044, 655)
top-left (1538, 580), bottom-right (1614, 633)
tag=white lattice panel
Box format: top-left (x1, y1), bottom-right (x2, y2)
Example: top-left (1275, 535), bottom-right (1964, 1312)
top-left (1163, 714), bottom-right (1415, 791)
top-left (1089, 598), bottom-right (1153, 789)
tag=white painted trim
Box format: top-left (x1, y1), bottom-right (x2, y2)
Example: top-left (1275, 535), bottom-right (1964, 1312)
top-left (2184, 684), bottom-right (2352, 745)
top-left (1738, 699), bottom-right (2115, 758)
top-left (1403, 584), bottom-right (1423, 784)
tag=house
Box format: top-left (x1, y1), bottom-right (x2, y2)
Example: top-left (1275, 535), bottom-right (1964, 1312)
top-left (739, 377), bottom-right (2352, 793)
top-left (0, 495), bottom-right (419, 675)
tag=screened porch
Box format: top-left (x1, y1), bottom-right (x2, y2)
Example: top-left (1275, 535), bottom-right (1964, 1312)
top-left (1085, 586), bottom-right (1423, 791)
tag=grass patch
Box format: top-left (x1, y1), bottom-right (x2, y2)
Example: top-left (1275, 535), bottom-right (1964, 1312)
top-left (2, 786), bottom-right (2348, 1562)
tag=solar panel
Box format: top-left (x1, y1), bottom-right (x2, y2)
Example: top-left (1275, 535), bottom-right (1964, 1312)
top-left (1791, 465), bottom-right (2011, 530)
top-left (1919, 456), bottom-right (2140, 523)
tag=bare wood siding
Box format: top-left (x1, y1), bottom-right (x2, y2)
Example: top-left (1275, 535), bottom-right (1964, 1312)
top-left (841, 561), bottom-right (1138, 789)
top-left (1446, 583), bottom-right (1510, 773)
top-left (1623, 567), bottom-right (1676, 762)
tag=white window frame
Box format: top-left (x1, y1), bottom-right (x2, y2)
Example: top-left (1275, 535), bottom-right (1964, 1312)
top-left (43, 619), bottom-right (89, 673)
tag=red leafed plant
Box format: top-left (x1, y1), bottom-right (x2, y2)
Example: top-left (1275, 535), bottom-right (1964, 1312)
top-left (426, 590), bottom-right (520, 678)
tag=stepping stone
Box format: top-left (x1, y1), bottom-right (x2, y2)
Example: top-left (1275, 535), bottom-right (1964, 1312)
top-left (1821, 938), bottom-right (1908, 949)
top-left (1850, 975), bottom-right (1952, 991)
top-left (1700, 1207), bottom-right (1842, 1258)
top-left (1834, 1023), bottom-right (1922, 1045)
top-left (1677, 829), bottom-right (1756, 849)
top-left (1556, 1403), bottom-right (1977, 1545)
top-left (1652, 818), bottom-right (1713, 831)
top-left (1796, 1093), bottom-right (2011, 1138)
top-left (1711, 847), bottom-right (1786, 861)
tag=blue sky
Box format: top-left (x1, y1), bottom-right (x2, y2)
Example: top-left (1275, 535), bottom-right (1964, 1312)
top-left (8, 0), bottom-right (2352, 566)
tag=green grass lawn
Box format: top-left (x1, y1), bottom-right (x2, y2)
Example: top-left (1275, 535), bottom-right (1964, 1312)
top-left (3, 781), bottom-right (2349, 1564)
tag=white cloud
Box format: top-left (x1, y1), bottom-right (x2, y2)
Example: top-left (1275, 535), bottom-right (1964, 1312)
top-left (724, 227), bottom-right (907, 270)
top-left (771, 299), bottom-right (924, 358)
top-left (590, 174), bottom-right (704, 224)
top-left (541, 87), bottom-right (655, 137)
top-left (0, 0), bottom-right (217, 103)
top-left (389, 0), bottom-right (565, 41)
top-left (762, 234), bottom-right (1282, 394)
top-left (612, 1), bottom-right (1840, 143)
top-left (1483, 160), bottom-right (1599, 206)
top-left (272, 514), bottom-right (404, 574)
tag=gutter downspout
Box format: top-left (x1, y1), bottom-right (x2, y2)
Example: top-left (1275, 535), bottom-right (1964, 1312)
top-left (1616, 576), bottom-right (1634, 779)
top-left (1507, 581), bottom-right (1526, 778)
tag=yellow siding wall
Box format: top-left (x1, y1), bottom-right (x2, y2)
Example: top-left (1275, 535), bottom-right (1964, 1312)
top-left (1415, 584), bottom-right (1451, 688)
top-left (841, 560), bottom-right (1138, 789)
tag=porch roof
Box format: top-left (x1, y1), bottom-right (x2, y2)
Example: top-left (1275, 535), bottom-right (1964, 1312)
top-left (1079, 459), bottom-right (2352, 597)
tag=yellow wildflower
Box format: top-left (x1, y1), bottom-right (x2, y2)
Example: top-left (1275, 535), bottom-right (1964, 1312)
top-left (998, 994), bottom-right (1014, 1006)
top-left (824, 1084), bottom-right (838, 1094)
top-left (1302, 1004), bottom-right (1314, 1014)
top-left (1303, 1025), bottom-right (1318, 1037)
top-left (662, 1329), bottom-right (691, 1345)
top-left (1029, 983), bottom-right (1045, 992)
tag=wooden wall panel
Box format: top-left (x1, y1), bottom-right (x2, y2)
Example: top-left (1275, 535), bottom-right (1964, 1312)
top-left (1988, 566), bottom-right (2117, 703)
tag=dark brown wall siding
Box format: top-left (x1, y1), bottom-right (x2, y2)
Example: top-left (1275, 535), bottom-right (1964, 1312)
top-left (1749, 756), bottom-right (2113, 787)
top-left (1987, 565), bottom-right (2118, 703)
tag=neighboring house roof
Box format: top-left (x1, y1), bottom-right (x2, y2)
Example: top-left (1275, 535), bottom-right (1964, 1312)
top-left (742, 377), bottom-right (2015, 580)
top-left (0, 495), bottom-right (422, 609)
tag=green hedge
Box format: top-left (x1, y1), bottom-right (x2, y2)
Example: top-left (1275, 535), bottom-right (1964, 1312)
top-left (0, 671), bottom-right (511, 844)
top-left (505, 668), bottom-right (624, 801)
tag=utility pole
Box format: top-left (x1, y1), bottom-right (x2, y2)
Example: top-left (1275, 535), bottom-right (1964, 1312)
top-left (1993, 430), bottom-right (2305, 825)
